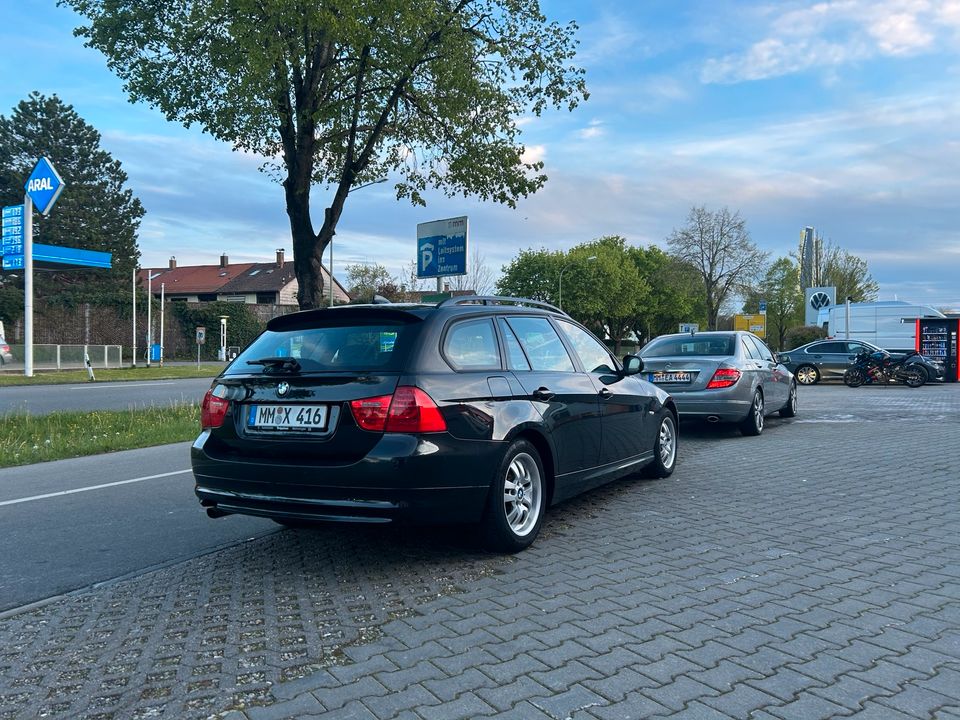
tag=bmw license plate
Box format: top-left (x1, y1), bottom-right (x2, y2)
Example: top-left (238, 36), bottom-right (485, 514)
top-left (649, 371), bottom-right (692, 384)
top-left (248, 404), bottom-right (328, 431)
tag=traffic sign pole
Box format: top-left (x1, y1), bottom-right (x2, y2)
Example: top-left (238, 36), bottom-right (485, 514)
top-left (24, 194), bottom-right (33, 377)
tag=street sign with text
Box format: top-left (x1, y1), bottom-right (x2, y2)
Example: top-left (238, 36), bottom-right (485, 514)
top-left (25, 157), bottom-right (66, 216)
top-left (416, 216), bottom-right (468, 279)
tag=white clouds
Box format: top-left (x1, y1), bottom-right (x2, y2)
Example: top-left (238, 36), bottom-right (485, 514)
top-left (521, 144), bottom-right (546, 164)
top-left (577, 120), bottom-right (605, 139)
top-left (701, 0), bottom-right (957, 83)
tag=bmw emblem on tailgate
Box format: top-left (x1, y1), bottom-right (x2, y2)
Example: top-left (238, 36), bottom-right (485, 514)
top-left (276, 382), bottom-right (290, 397)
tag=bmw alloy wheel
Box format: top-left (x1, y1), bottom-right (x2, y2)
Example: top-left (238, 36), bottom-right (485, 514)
top-left (502, 452), bottom-right (542, 537)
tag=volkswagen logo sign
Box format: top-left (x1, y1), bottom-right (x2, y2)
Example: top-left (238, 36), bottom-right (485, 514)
top-left (276, 382), bottom-right (290, 397)
top-left (809, 291), bottom-right (832, 310)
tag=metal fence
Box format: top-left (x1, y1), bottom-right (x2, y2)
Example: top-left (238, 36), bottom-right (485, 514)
top-left (1, 344), bottom-right (124, 371)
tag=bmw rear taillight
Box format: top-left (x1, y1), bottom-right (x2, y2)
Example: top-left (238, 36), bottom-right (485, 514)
top-left (201, 389), bottom-right (230, 429)
top-left (350, 386), bottom-right (447, 433)
top-left (706, 367), bottom-right (741, 389)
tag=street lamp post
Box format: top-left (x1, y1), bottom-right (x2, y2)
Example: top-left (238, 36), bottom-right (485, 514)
top-left (558, 255), bottom-right (597, 310)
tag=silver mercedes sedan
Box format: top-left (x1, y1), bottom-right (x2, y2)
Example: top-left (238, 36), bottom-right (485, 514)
top-left (638, 330), bottom-right (797, 435)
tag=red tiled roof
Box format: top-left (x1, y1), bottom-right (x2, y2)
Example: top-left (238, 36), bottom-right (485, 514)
top-left (138, 264), bottom-right (256, 294)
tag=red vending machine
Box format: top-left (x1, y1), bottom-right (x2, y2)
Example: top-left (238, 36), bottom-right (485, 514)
top-left (916, 318), bottom-right (960, 382)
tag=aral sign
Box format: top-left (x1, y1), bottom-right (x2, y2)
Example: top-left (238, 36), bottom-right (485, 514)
top-left (25, 157), bottom-right (66, 216)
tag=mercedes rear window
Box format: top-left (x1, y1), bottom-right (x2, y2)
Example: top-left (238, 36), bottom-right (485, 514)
top-left (225, 320), bottom-right (418, 374)
top-left (641, 335), bottom-right (736, 357)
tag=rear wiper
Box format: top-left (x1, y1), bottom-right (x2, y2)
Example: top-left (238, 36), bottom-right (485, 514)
top-left (246, 356), bottom-right (301, 372)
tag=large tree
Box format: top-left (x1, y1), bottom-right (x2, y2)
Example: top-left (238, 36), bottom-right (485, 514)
top-left (497, 237), bottom-right (648, 354)
top-left (67, 0), bottom-right (587, 309)
top-left (742, 257), bottom-right (804, 351)
top-left (795, 233), bottom-right (879, 301)
top-left (0, 92), bottom-right (143, 309)
top-left (628, 245), bottom-right (705, 344)
top-left (667, 206), bottom-right (768, 330)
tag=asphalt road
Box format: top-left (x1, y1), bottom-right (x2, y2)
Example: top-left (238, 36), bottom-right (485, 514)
top-left (0, 376), bottom-right (213, 414)
top-left (0, 442), bottom-right (277, 612)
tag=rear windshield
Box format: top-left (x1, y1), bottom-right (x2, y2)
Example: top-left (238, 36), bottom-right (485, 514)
top-left (225, 320), bottom-right (418, 375)
top-left (642, 335), bottom-right (736, 357)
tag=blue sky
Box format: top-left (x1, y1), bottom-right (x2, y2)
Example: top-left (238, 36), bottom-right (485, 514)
top-left (1, 0), bottom-right (958, 308)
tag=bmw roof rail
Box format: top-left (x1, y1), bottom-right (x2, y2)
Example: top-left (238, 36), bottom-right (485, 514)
top-left (437, 295), bottom-right (569, 316)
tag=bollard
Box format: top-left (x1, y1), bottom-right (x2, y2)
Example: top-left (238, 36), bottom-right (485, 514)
top-left (84, 351), bottom-right (96, 382)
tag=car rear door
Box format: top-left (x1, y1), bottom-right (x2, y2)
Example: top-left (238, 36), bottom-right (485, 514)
top-left (499, 316), bottom-right (602, 476)
top-left (745, 334), bottom-right (789, 409)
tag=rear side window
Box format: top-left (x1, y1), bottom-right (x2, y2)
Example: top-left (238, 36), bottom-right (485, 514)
top-left (505, 316), bottom-right (575, 372)
top-left (225, 320), bottom-right (415, 374)
top-left (498, 318), bottom-right (531, 371)
top-left (443, 318), bottom-right (500, 370)
top-left (741, 337), bottom-right (760, 360)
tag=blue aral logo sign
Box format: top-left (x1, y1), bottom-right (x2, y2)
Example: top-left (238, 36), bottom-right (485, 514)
top-left (24, 157), bottom-right (66, 216)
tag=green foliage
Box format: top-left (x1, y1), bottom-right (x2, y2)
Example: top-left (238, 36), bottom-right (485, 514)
top-left (0, 92), bottom-right (143, 305)
top-left (742, 257), bottom-right (804, 351)
top-left (346, 263), bottom-right (400, 303)
top-left (784, 324), bottom-right (827, 350)
top-left (67, 0), bottom-right (588, 308)
top-left (823, 250), bottom-right (879, 302)
top-left (628, 246), bottom-right (705, 343)
top-left (170, 302), bottom-right (264, 360)
top-left (496, 248), bottom-right (565, 303)
top-left (0, 283), bottom-right (23, 327)
top-left (498, 237), bottom-right (653, 354)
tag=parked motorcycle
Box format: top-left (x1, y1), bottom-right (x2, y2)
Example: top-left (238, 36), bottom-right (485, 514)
top-left (843, 348), bottom-right (926, 388)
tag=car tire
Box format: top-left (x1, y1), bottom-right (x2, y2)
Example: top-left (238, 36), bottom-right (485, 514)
top-left (902, 366), bottom-right (926, 388)
top-left (795, 365), bottom-right (819, 385)
top-left (641, 409), bottom-right (678, 479)
top-left (739, 389), bottom-right (764, 436)
top-left (480, 440), bottom-right (546, 553)
top-left (778, 382), bottom-right (798, 418)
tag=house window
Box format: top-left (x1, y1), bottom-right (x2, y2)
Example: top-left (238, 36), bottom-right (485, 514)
top-left (197, 293), bottom-right (217, 302)
top-left (256, 292), bottom-right (276, 304)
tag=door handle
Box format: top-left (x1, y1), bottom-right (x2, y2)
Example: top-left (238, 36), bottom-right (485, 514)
top-left (599, 388), bottom-right (612, 399)
top-left (532, 387), bottom-right (554, 401)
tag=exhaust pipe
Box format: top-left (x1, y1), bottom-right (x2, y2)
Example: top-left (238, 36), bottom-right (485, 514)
top-left (206, 507), bottom-right (231, 519)
top-left (706, 415), bottom-right (720, 423)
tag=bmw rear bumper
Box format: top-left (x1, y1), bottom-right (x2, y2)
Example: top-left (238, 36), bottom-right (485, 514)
top-left (192, 430), bottom-right (500, 524)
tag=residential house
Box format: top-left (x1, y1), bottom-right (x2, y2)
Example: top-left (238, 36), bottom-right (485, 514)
top-left (138, 250), bottom-right (350, 306)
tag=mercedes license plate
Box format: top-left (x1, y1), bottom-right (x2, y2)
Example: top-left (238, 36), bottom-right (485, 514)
top-left (248, 404), bottom-right (328, 431)
top-left (650, 371), bottom-right (692, 383)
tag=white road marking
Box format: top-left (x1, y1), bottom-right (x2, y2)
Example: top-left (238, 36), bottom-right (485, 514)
top-left (0, 469), bottom-right (192, 507)
top-left (68, 382), bottom-right (178, 390)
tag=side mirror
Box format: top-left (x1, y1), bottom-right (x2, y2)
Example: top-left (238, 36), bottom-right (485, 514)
top-left (622, 354), bottom-right (644, 376)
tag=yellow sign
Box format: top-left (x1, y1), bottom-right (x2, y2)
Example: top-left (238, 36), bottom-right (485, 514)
top-left (734, 313), bottom-right (766, 338)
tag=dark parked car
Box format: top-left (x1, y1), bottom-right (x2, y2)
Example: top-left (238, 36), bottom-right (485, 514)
top-left (638, 330), bottom-right (797, 436)
top-left (779, 339), bottom-right (943, 384)
top-left (193, 297), bottom-right (678, 552)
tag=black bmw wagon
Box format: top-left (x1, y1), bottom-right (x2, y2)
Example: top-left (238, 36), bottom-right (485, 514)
top-left (193, 296), bottom-right (678, 551)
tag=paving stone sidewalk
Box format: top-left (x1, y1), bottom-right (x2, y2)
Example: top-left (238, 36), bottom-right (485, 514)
top-left (1, 384), bottom-right (958, 719)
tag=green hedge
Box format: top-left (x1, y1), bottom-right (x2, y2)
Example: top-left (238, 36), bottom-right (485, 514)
top-left (170, 302), bottom-right (265, 360)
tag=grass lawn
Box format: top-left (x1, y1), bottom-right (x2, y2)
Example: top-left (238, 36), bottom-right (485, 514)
top-left (0, 404), bottom-right (201, 468)
top-left (0, 364), bottom-right (223, 386)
